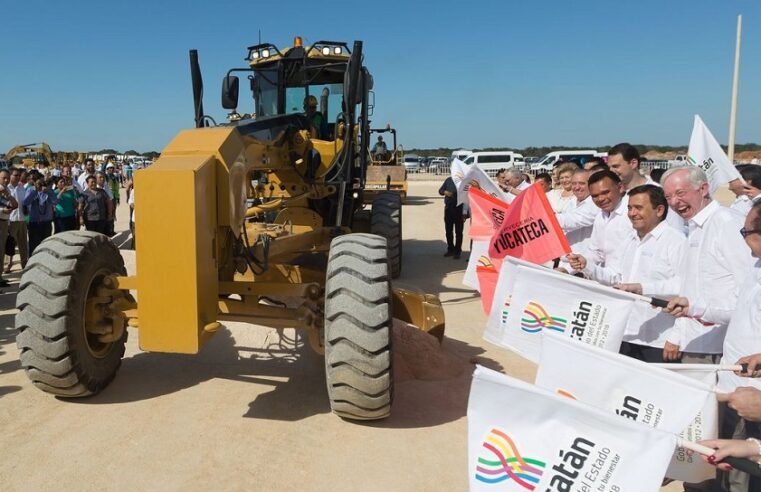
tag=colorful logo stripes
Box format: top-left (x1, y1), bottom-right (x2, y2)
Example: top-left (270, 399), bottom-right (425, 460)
top-left (501, 297), bottom-right (512, 325)
top-left (476, 428), bottom-right (546, 489)
top-left (520, 301), bottom-right (566, 334)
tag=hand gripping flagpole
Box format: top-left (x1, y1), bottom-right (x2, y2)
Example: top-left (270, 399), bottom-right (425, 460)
top-left (678, 439), bottom-right (761, 478)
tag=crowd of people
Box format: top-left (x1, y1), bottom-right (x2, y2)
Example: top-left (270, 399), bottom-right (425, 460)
top-left (0, 157), bottom-right (135, 286)
top-left (442, 143), bottom-right (761, 491)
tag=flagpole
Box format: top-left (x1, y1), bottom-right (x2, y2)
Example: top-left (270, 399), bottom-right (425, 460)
top-left (728, 14), bottom-right (742, 162)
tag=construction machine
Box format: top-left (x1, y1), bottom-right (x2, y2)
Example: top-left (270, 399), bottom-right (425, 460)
top-left (4, 142), bottom-right (55, 168)
top-left (364, 126), bottom-right (408, 203)
top-left (15, 37), bottom-right (444, 421)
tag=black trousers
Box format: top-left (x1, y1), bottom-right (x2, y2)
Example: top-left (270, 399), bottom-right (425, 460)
top-left (444, 208), bottom-right (464, 253)
top-left (54, 215), bottom-right (78, 234)
top-left (85, 220), bottom-right (108, 235)
top-left (619, 341), bottom-right (672, 363)
top-left (28, 221), bottom-right (53, 256)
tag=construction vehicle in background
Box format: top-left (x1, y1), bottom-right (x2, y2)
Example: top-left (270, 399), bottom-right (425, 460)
top-left (15, 36), bottom-right (444, 421)
top-left (4, 142), bottom-right (56, 168)
top-left (364, 126), bottom-right (408, 203)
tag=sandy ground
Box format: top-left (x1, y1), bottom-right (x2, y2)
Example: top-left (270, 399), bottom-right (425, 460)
top-left (0, 181), bottom-right (724, 491)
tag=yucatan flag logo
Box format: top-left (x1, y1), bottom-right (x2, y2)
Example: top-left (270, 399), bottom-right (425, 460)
top-left (501, 296), bottom-right (512, 325)
top-left (475, 428), bottom-right (546, 489)
top-left (490, 207), bottom-right (505, 227)
top-left (520, 301), bottom-right (567, 334)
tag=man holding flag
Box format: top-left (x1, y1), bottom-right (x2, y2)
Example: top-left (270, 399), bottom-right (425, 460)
top-left (567, 170), bottom-right (632, 276)
top-left (662, 167), bottom-right (752, 361)
top-left (567, 185), bottom-right (686, 362)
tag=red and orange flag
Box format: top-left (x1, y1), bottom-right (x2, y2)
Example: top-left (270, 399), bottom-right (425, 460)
top-left (488, 183), bottom-right (570, 263)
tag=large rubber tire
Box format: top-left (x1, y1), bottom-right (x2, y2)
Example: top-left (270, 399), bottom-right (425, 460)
top-left (15, 231), bottom-right (128, 397)
top-left (324, 233), bottom-right (393, 420)
top-left (371, 191), bottom-right (402, 278)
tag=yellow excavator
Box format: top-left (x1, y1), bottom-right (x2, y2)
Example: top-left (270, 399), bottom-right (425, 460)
top-left (4, 142), bottom-right (55, 168)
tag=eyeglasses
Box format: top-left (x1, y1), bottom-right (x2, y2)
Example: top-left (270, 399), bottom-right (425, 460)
top-left (740, 227), bottom-right (761, 238)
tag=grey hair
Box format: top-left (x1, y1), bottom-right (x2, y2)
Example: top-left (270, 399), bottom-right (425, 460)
top-left (662, 165), bottom-right (708, 189)
top-left (505, 167), bottom-right (523, 179)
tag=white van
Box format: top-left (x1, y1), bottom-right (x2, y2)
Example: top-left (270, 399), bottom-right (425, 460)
top-left (463, 151), bottom-right (524, 177)
top-left (530, 150), bottom-right (605, 171)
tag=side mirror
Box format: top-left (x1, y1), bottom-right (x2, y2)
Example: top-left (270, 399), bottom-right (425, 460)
top-left (221, 75), bottom-right (239, 110)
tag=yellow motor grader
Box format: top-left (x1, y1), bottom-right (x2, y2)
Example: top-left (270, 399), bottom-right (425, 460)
top-left (15, 37), bottom-right (444, 421)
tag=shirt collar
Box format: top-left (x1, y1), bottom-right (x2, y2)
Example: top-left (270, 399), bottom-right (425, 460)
top-left (689, 200), bottom-right (719, 228)
top-left (639, 220), bottom-right (668, 242)
top-left (604, 195), bottom-right (627, 218)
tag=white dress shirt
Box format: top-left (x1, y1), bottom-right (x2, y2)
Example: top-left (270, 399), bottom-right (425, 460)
top-left (717, 262), bottom-right (761, 392)
top-left (557, 195), bottom-right (598, 257)
top-left (585, 194), bottom-right (633, 274)
top-left (583, 221), bottom-right (686, 347)
top-left (7, 183), bottom-right (26, 222)
top-left (730, 194), bottom-right (761, 216)
top-left (547, 188), bottom-right (575, 213)
top-left (674, 201), bottom-right (753, 354)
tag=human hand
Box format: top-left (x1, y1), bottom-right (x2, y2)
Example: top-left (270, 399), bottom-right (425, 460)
top-left (736, 353), bottom-right (761, 377)
top-left (662, 342), bottom-right (682, 362)
top-left (566, 253), bottom-right (586, 271)
top-left (554, 267), bottom-right (569, 274)
top-left (663, 296), bottom-right (689, 317)
top-left (444, 191), bottom-right (453, 198)
top-left (614, 283), bottom-right (642, 295)
top-left (743, 183), bottom-right (761, 198)
top-left (719, 387), bottom-right (761, 422)
top-left (698, 439), bottom-right (761, 471)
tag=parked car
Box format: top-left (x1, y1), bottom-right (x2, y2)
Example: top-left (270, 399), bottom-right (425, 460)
top-left (403, 154), bottom-right (422, 173)
top-left (428, 157), bottom-right (449, 175)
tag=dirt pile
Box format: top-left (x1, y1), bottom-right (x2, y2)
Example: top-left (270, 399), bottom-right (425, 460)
top-left (392, 319), bottom-right (468, 383)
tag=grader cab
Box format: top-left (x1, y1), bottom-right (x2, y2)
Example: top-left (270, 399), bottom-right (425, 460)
top-left (15, 37), bottom-right (444, 421)
top-left (364, 126), bottom-right (408, 203)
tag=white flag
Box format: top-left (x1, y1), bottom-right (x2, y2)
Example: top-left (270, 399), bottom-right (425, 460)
top-left (464, 240), bottom-right (490, 290)
top-left (484, 257), bottom-right (547, 346)
top-left (451, 157), bottom-right (469, 188)
top-left (654, 365), bottom-right (719, 483)
top-left (456, 162), bottom-right (510, 206)
top-left (687, 115), bottom-right (743, 195)
top-left (469, 366), bottom-right (677, 492)
top-left (489, 264), bottom-right (640, 361)
top-left (536, 333), bottom-right (712, 435)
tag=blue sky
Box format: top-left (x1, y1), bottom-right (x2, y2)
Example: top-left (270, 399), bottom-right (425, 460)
top-left (1, 0), bottom-right (759, 153)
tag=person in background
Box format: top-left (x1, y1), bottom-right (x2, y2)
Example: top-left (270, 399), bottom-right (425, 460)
top-left (371, 136), bottom-right (388, 161)
top-left (547, 162), bottom-right (577, 213)
top-left (6, 167), bottom-right (28, 271)
top-left (0, 169), bottom-right (18, 287)
top-left (503, 167), bottom-right (530, 198)
top-left (608, 143), bottom-right (650, 190)
top-left (729, 165), bottom-right (761, 216)
top-left (583, 157), bottom-right (607, 171)
top-left (303, 95), bottom-right (327, 139)
top-left (23, 176), bottom-right (57, 255)
top-left (495, 169), bottom-right (509, 193)
top-left (522, 173), bottom-right (532, 184)
top-left (438, 175), bottom-right (465, 260)
top-left (77, 158), bottom-right (96, 191)
top-left (556, 169), bottom-right (598, 263)
top-left (649, 167), bottom-right (666, 184)
top-left (96, 171), bottom-right (115, 236)
top-left (105, 164), bottom-right (120, 234)
top-left (53, 176), bottom-right (79, 233)
top-left (535, 172), bottom-right (553, 193)
top-left (79, 175), bottom-right (111, 234)
top-left (127, 181), bottom-right (136, 249)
